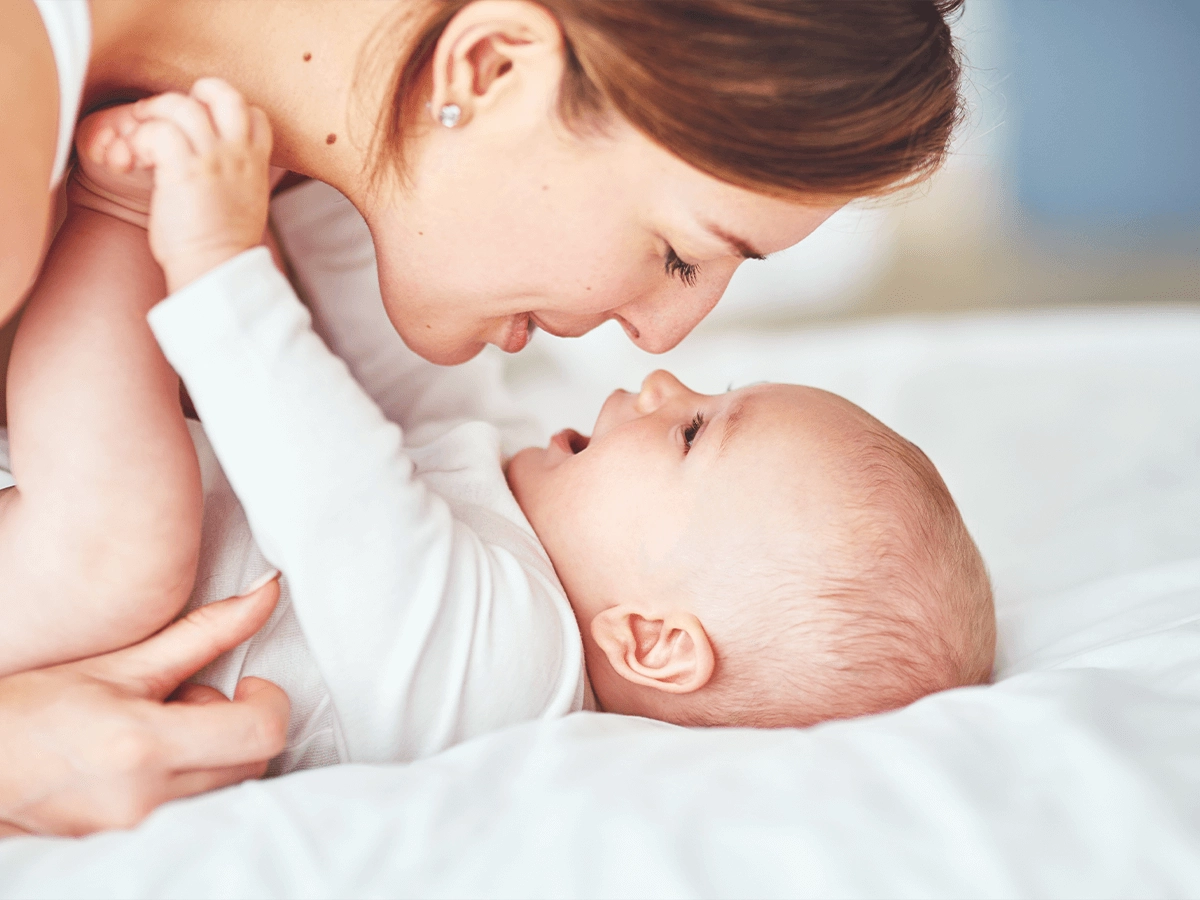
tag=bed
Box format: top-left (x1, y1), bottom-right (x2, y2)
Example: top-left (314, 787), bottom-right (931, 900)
top-left (3, 302), bottom-right (1199, 898)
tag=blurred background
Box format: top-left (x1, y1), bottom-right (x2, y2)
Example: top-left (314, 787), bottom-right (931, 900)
top-left (508, 0), bottom-right (1199, 384)
top-left (705, 0), bottom-right (1200, 330)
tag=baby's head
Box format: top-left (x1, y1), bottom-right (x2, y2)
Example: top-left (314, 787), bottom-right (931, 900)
top-left (507, 370), bottom-right (994, 727)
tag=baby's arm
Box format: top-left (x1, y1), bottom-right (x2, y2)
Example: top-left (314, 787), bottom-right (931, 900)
top-left (137, 90), bottom-right (575, 760)
top-left (0, 151), bottom-right (201, 675)
top-left (151, 250), bottom-right (578, 761)
top-left (149, 253), bottom-right (463, 760)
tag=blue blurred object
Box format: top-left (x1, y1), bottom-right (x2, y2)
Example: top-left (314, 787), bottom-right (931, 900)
top-left (1009, 0), bottom-right (1200, 230)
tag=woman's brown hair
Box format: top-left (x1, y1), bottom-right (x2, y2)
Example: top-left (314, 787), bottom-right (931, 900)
top-left (372, 0), bottom-right (965, 200)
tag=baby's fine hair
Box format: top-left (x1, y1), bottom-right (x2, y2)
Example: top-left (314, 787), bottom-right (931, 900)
top-left (684, 406), bottom-right (994, 729)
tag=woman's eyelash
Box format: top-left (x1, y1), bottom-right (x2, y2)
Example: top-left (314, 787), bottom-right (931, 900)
top-left (665, 247), bottom-right (700, 287)
top-left (683, 412), bottom-right (705, 453)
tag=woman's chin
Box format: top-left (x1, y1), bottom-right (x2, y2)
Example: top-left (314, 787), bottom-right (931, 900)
top-left (397, 327), bottom-right (486, 366)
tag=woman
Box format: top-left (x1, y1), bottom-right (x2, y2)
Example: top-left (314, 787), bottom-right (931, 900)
top-left (0, 0), bottom-right (963, 835)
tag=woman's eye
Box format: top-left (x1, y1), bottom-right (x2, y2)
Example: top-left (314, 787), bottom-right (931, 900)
top-left (664, 246), bottom-right (700, 287)
top-left (683, 412), bottom-right (705, 454)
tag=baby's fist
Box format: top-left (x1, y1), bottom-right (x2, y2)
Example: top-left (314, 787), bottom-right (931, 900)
top-left (129, 79), bottom-right (273, 293)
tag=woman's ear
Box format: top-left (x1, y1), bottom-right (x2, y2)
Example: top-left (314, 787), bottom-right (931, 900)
top-left (428, 0), bottom-right (565, 129)
top-left (591, 607), bottom-right (715, 695)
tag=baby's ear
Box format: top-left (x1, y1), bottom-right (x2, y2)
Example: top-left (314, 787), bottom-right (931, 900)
top-left (590, 608), bottom-right (714, 694)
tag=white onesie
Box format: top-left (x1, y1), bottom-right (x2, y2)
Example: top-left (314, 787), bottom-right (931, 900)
top-left (164, 182), bottom-right (588, 773)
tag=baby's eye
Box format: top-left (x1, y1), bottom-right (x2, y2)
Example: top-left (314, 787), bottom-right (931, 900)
top-left (683, 412), bottom-right (705, 454)
top-left (664, 246), bottom-right (700, 287)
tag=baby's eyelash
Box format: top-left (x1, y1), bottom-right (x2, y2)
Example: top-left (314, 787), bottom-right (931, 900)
top-left (683, 412), bottom-right (705, 453)
top-left (665, 247), bottom-right (700, 287)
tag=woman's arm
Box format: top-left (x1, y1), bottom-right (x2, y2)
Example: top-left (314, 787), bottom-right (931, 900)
top-left (0, 0), bottom-right (60, 329)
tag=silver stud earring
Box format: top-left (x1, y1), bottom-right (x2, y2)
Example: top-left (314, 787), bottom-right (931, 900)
top-left (439, 103), bottom-right (462, 128)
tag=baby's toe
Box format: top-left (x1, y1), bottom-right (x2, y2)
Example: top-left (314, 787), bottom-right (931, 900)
top-left (74, 105), bottom-right (154, 209)
top-left (75, 104), bottom-right (137, 161)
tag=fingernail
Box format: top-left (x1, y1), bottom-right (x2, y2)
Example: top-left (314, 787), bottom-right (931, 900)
top-left (239, 569), bottom-right (280, 596)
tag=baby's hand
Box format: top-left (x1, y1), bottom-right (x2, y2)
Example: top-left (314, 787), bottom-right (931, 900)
top-left (124, 79), bottom-right (273, 293)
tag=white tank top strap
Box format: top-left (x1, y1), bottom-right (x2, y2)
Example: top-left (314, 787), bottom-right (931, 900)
top-left (31, 0), bottom-right (92, 189)
top-left (0, 427), bottom-right (13, 491)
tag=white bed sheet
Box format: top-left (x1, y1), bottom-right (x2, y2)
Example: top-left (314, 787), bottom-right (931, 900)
top-left (3, 306), bottom-right (1199, 898)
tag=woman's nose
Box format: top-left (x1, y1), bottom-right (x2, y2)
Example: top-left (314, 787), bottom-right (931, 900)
top-left (615, 277), bottom-right (730, 354)
top-left (635, 370), bottom-right (689, 414)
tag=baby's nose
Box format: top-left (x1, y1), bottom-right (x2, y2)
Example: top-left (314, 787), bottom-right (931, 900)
top-left (635, 370), bottom-right (687, 413)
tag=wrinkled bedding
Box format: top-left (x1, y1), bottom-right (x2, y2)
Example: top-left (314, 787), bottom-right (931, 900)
top-left (3, 306), bottom-right (1198, 898)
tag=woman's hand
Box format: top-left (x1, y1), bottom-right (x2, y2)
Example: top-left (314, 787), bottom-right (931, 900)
top-left (0, 575), bottom-right (289, 837)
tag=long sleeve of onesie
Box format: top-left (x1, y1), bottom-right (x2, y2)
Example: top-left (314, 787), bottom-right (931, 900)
top-left (148, 248), bottom-right (583, 762)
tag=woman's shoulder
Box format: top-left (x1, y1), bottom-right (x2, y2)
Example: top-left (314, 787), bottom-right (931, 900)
top-left (1, 2), bottom-right (64, 180)
top-left (0, 0), bottom-right (71, 324)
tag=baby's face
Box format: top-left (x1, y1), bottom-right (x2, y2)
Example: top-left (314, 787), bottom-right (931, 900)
top-left (507, 371), bottom-right (865, 628)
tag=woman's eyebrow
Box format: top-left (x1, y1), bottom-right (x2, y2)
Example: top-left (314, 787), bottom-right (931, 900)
top-left (703, 223), bottom-right (766, 261)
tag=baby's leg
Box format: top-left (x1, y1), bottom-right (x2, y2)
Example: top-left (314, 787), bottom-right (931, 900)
top-left (0, 111), bottom-right (202, 675)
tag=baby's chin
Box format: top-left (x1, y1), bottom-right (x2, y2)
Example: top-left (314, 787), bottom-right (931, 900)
top-left (503, 445), bottom-right (547, 508)
top-left (505, 426), bottom-right (587, 496)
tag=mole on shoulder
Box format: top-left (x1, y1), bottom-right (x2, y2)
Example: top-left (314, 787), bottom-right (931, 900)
top-left (326, 133), bottom-right (337, 145)
top-left (303, 52), bottom-right (312, 62)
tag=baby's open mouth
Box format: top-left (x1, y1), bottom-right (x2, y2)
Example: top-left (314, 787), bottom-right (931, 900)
top-left (565, 429), bottom-right (590, 454)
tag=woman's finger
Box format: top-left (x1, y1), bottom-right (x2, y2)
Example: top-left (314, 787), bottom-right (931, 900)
top-left (165, 760), bottom-right (270, 801)
top-left (0, 820), bottom-right (30, 838)
top-left (169, 681), bottom-right (229, 705)
top-left (131, 92), bottom-right (217, 154)
top-left (190, 77), bottom-right (250, 143)
top-left (156, 676), bottom-right (289, 770)
top-left (85, 572), bottom-right (280, 698)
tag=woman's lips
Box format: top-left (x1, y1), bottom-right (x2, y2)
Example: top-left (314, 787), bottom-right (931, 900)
top-left (499, 315), bottom-right (537, 353)
top-left (613, 314), bottom-right (640, 341)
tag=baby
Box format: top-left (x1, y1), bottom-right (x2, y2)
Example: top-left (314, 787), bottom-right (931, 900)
top-left (0, 82), bottom-right (994, 772)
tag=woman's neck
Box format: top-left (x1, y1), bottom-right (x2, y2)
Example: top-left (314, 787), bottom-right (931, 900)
top-left (85, 0), bottom-right (408, 195)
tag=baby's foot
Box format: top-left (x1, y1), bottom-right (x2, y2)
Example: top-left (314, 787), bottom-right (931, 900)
top-left (67, 104), bottom-right (154, 228)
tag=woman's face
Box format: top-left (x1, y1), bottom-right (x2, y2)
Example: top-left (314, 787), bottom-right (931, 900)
top-left (360, 114), bottom-right (841, 365)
